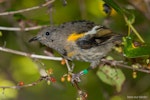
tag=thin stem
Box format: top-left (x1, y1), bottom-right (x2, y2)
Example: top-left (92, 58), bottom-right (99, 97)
top-left (1, 46), bottom-right (150, 74)
top-left (0, 76), bottom-right (49, 89)
top-left (101, 59), bottom-right (150, 74)
top-left (0, 0), bottom-right (55, 16)
top-left (65, 59), bottom-right (72, 72)
top-left (0, 46), bottom-right (62, 61)
top-left (128, 24), bottom-right (131, 36)
top-left (0, 25), bottom-right (48, 31)
top-left (124, 15), bottom-right (145, 43)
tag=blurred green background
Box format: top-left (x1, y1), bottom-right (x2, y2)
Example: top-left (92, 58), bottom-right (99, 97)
top-left (0, 0), bottom-right (150, 100)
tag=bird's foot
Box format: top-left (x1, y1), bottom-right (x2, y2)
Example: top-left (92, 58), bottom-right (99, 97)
top-left (70, 69), bottom-right (89, 84)
top-left (71, 73), bottom-right (82, 83)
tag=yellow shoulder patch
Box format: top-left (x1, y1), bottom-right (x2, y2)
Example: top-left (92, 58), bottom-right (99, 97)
top-left (67, 33), bottom-right (84, 42)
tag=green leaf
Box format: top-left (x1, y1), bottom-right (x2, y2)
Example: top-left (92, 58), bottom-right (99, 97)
top-left (13, 13), bottom-right (26, 21)
top-left (97, 65), bottom-right (125, 92)
top-left (0, 77), bottom-right (18, 99)
top-left (110, 95), bottom-right (124, 100)
top-left (123, 36), bottom-right (150, 58)
top-left (0, 31), bottom-right (2, 37)
top-left (11, 57), bottom-right (39, 81)
top-left (103, 0), bottom-right (124, 15)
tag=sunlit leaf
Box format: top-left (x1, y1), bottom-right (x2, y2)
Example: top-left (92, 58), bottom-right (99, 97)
top-left (0, 77), bottom-right (18, 100)
top-left (87, 0), bottom-right (103, 18)
top-left (11, 57), bottom-right (39, 81)
top-left (97, 65), bottom-right (125, 92)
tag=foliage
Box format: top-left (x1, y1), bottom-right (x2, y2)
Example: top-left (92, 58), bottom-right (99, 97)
top-left (0, 0), bottom-right (150, 100)
top-left (97, 65), bottom-right (125, 92)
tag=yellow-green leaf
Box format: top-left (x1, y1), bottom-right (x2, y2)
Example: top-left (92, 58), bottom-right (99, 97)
top-left (0, 31), bottom-right (2, 37)
top-left (97, 65), bottom-right (125, 92)
top-left (0, 77), bottom-right (18, 100)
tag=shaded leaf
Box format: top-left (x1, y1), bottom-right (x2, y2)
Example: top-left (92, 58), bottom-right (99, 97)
top-left (110, 95), bottom-right (124, 100)
top-left (97, 65), bottom-right (125, 92)
top-left (13, 13), bottom-right (26, 21)
top-left (0, 31), bottom-right (2, 37)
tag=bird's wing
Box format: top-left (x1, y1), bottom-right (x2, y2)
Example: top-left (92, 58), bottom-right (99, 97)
top-left (76, 25), bottom-right (121, 49)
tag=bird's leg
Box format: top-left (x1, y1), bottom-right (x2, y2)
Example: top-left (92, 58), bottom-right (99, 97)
top-left (71, 68), bottom-right (89, 83)
top-left (71, 62), bottom-right (98, 83)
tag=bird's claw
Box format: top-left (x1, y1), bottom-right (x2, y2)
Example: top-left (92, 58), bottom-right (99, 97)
top-left (71, 73), bottom-right (81, 83)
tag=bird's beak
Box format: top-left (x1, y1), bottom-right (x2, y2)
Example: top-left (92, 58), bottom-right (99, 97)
top-left (28, 36), bottom-right (39, 42)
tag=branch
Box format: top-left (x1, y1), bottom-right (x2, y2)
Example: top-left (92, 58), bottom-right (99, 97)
top-left (0, 46), bottom-right (150, 74)
top-left (0, 76), bottom-right (54, 89)
top-left (101, 59), bottom-right (150, 74)
top-left (0, 46), bottom-right (62, 61)
top-left (73, 81), bottom-right (87, 100)
top-left (1, 46), bottom-right (150, 99)
top-left (0, 25), bottom-right (48, 31)
top-left (0, 0), bottom-right (55, 16)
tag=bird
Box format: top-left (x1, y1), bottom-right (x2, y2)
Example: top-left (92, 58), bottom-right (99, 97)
top-left (29, 20), bottom-right (122, 83)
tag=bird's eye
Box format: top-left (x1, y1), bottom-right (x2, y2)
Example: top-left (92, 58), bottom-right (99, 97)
top-left (46, 32), bottom-right (50, 36)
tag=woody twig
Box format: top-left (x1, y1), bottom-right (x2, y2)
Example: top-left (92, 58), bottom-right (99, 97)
top-left (0, 46), bottom-right (62, 61)
top-left (0, 0), bottom-right (55, 16)
top-left (0, 46), bottom-right (150, 73)
top-left (0, 25), bottom-right (48, 31)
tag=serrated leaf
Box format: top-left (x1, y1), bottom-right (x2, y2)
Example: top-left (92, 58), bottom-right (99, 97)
top-left (123, 36), bottom-right (150, 58)
top-left (97, 65), bottom-right (125, 92)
